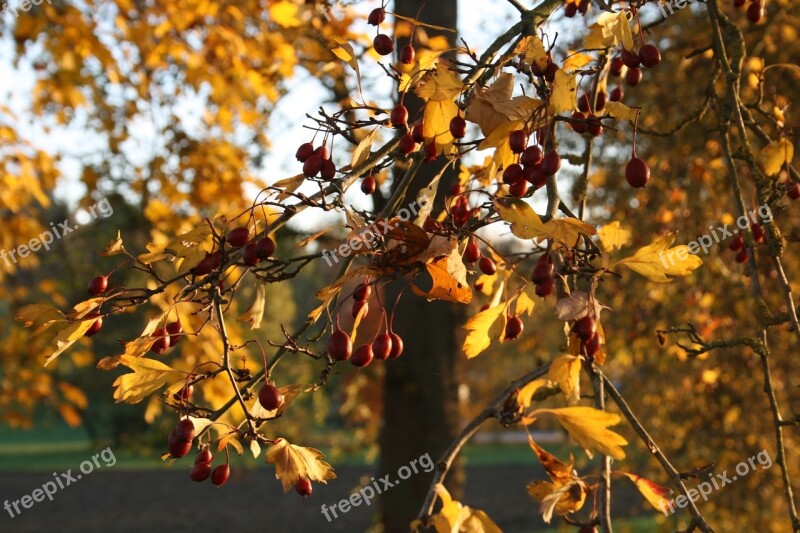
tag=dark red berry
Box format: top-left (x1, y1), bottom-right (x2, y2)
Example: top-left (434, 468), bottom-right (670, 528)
top-left (372, 334), bottom-right (393, 360)
top-left (729, 234), bottom-right (744, 251)
top-left (735, 248), bottom-right (748, 263)
top-left (571, 111), bottom-right (588, 134)
top-left (584, 333), bottom-right (601, 359)
top-left (541, 150), bottom-right (562, 176)
top-left (351, 344), bottom-right (374, 368)
top-left (303, 154), bottom-right (322, 177)
top-left (175, 419), bottom-right (195, 440)
top-left (577, 93), bottom-right (591, 113)
top-left (595, 90), bottom-right (606, 112)
top-left (166, 320), bottom-right (183, 346)
top-left (573, 316), bottom-right (597, 341)
top-left (746, 2), bottom-right (763, 23)
top-left (295, 142), bottom-right (314, 162)
top-left (190, 463), bottom-right (211, 482)
top-left (639, 44), bottom-right (661, 68)
top-left (610, 57), bottom-right (624, 77)
top-left (391, 104), bottom-right (408, 128)
top-left (226, 227), bottom-right (249, 247)
top-left (316, 144), bottom-right (330, 160)
top-left (258, 383), bottom-right (284, 411)
top-left (621, 48), bottom-right (640, 68)
top-left (412, 123), bottom-right (425, 143)
top-left (243, 242), bottom-right (259, 266)
top-left (88, 275), bottom-right (108, 296)
top-left (565, 2), bottom-right (578, 17)
top-left (150, 328), bottom-right (169, 355)
top-left (535, 277), bottom-right (554, 297)
top-left (373, 34), bottom-right (394, 56)
top-left (464, 240), bottom-right (480, 263)
top-left (361, 175), bottom-right (377, 195)
top-left (255, 237), bottom-right (275, 259)
top-left (191, 251), bottom-right (220, 276)
top-left (195, 448), bottom-right (213, 465)
top-left (544, 61), bottom-right (558, 82)
top-left (389, 332), bottom-right (404, 358)
top-left (424, 142), bottom-right (437, 161)
top-left (752, 223), bottom-right (765, 242)
top-left (625, 157), bottom-right (650, 188)
top-left (588, 117), bottom-right (603, 137)
top-left (85, 317), bottom-right (103, 337)
top-left (788, 183), bottom-right (800, 200)
top-left (509, 129), bottom-right (528, 153)
top-left (521, 145), bottom-right (543, 166)
top-left (352, 299), bottom-right (368, 319)
top-left (734, 0), bottom-right (746, 5)
top-left (449, 116), bottom-right (467, 139)
top-left (367, 7), bottom-right (386, 25)
top-left (320, 158), bottom-right (336, 180)
top-left (479, 256), bottom-right (496, 275)
top-left (505, 316), bottom-right (524, 340)
top-left (610, 86), bottom-right (623, 102)
top-left (211, 464), bottom-right (230, 487)
top-left (398, 132), bottom-right (416, 155)
top-left (532, 256), bottom-right (554, 284)
top-left (295, 477), bottom-right (313, 497)
top-left (626, 67), bottom-right (642, 87)
top-left (503, 163), bottom-right (524, 184)
top-left (328, 329), bottom-right (352, 361)
top-left (176, 384), bottom-right (193, 402)
top-left (400, 44), bottom-right (415, 64)
top-left (509, 179), bottom-right (529, 198)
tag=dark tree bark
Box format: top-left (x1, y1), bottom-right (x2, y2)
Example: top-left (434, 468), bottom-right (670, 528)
top-left (379, 2), bottom-right (463, 532)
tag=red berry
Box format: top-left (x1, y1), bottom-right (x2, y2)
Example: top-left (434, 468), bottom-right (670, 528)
top-left (255, 237), bottom-right (275, 259)
top-left (544, 61), bottom-right (558, 82)
top-left (735, 248), bottom-right (748, 263)
top-left (541, 150), bottom-right (562, 176)
top-left (316, 144), bottom-right (330, 160)
top-left (584, 333), bottom-right (601, 358)
top-left (535, 277), bottom-right (554, 297)
top-left (351, 344), bottom-right (374, 368)
top-left (565, 2), bottom-right (578, 17)
top-left (532, 256), bottom-right (554, 284)
top-left (352, 299), bottom-right (368, 319)
top-left (372, 334), bottom-right (393, 360)
top-left (168, 420), bottom-right (194, 458)
top-left (734, 0), bottom-right (746, 5)
top-left (400, 44), bottom-right (415, 64)
top-left (211, 464), bottom-right (230, 487)
top-left (449, 115), bottom-right (467, 139)
top-left (595, 90), bottom-right (606, 112)
top-left (729, 234), bottom-right (744, 251)
top-left (258, 383), bottom-right (284, 411)
top-left (85, 317), bottom-right (103, 337)
top-left (398, 132), bottom-right (416, 155)
top-left (509, 179), bottom-right (529, 198)
top-left (571, 111), bottom-right (588, 134)
top-left (361, 175), bottom-right (377, 195)
top-left (295, 142), bottom-right (314, 162)
top-left (373, 34), bottom-right (394, 56)
top-left (639, 44), bottom-right (661, 68)
top-left (503, 163), bottom-right (524, 184)
top-left (509, 129), bottom-right (528, 153)
top-left (391, 104), bottom-right (408, 128)
top-left (424, 142), bottom-right (437, 161)
top-left (354, 283), bottom-right (372, 302)
top-left (150, 328), bottom-right (170, 355)
top-left (226, 227), bottom-right (249, 247)
top-left (521, 146), bottom-right (543, 166)
top-left (578, 0), bottom-right (589, 13)
top-left (573, 316), bottom-right (597, 341)
top-left (175, 419), bottom-right (195, 440)
top-left (320, 158), bottom-right (336, 180)
top-left (621, 48), bottom-right (640, 68)
top-left (752, 223), bottom-right (765, 243)
top-left (625, 157), bottom-right (650, 188)
top-left (191, 251), bottom-right (220, 276)
top-left (88, 275), bottom-right (108, 296)
top-left (588, 117), bottom-right (603, 137)
top-left (328, 329), bottom-right (352, 361)
top-left (464, 240), bottom-right (480, 263)
top-left (505, 316), bottom-right (524, 340)
top-left (295, 477), bottom-right (313, 497)
top-left (389, 332), bottom-right (404, 358)
top-left (746, 2), bottom-right (763, 23)
top-left (626, 67), bottom-right (642, 87)
top-left (527, 165), bottom-right (548, 188)
top-left (412, 122), bottom-right (425, 143)
top-left (610, 57), bottom-right (624, 77)
top-left (367, 7), bottom-right (385, 25)
top-left (195, 448), bottom-right (213, 465)
top-left (243, 242), bottom-right (259, 266)
top-left (479, 256), bottom-right (496, 275)
top-left (166, 320), bottom-right (183, 346)
top-left (610, 86), bottom-right (623, 102)
top-left (190, 463), bottom-right (211, 482)
top-left (303, 154), bottom-right (322, 177)
top-left (788, 183), bottom-right (800, 200)
top-left (577, 93), bottom-right (591, 113)
top-left (176, 384), bottom-right (193, 402)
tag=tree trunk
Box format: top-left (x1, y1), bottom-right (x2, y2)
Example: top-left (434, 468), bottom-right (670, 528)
top-left (379, 2), bottom-right (462, 532)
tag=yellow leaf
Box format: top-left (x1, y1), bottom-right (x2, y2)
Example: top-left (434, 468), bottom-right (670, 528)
top-left (604, 101), bottom-right (639, 122)
top-left (620, 472), bottom-right (674, 513)
top-left (422, 99), bottom-right (459, 154)
top-left (597, 221), bottom-right (631, 253)
top-left (547, 355), bottom-right (581, 404)
top-left (112, 355), bottom-right (182, 404)
top-left (429, 484), bottom-right (501, 533)
top-left (758, 138), bottom-right (794, 176)
top-left (528, 433), bottom-right (575, 484)
top-left (462, 305), bottom-right (505, 358)
top-left (264, 438), bottom-right (336, 492)
top-left (528, 480), bottom-right (587, 523)
top-left (548, 69), bottom-right (578, 114)
top-left (44, 320), bottom-right (96, 366)
top-left (479, 120), bottom-right (525, 178)
top-left (515, 286), bottom-right (536, 316)
top-left (562, 52), bottom-right (593, 73)
top-left (100, 230), bottom-right (127, 256)
top-left (517, 35), bottom-right (548, 71)
top-left (616, 233), bottom-right (703, 283)
top-left (465, 73), bottom-right (541, 137)
top-left (15, 303), bottom-right (63, 327)
top-left (493, 197), bottom-right (548, 239)
top-left (237, 283), bottom-right (266, 329)
top-left (531, 407), bottom-right (628, 459)
top-left (269, 1), bottom-right (301, 28)
top-left (331, 36), bottom-right (364, 102)
top-left (412, 251), bottom-right (472, 304)
top-left (517, 378), bottom-right (548, 410)
top-left (350, 128), bottom-right (380, 170)
top-left (415, 63), bottom-right (462, 102)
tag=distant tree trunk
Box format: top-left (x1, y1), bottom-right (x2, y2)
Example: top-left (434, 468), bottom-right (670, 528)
top-left (379, 2), bottom-right (462, 532)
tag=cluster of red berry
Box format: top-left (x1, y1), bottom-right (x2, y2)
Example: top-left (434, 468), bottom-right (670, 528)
top-left (564, 0), bottom-right (591, 18)
top-left (728, 223), bottom-right (765, 263)
top-left (531, 253), bottom-right (555, 298)
top-left (297, 142), bottom-right (337, 180)
top-left (189, 447), bottom-right (230, 487)
top-left (572, 315), bottom-right (601, 360)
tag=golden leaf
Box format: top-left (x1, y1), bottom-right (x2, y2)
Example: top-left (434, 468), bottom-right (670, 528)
top-left (548, 69), bottom-right (578, 114)
top-left (112, 355), bottom-right (182, 404)
top-left (350, 128), bottom-right (380, 170)
top-left (547, 355), bottom-right (581, 404)
top-left (269, 1), bottom-right (301, 28)
top-left (415, 63), bottom-right (462, 102)
top-left (528, 433), bottom-right (575, 484)
top-left (422, 99), bottom-right (459, 154)
top-left (462, 304), bottom-right (505, 358)
top-left (562, 52), bottom-right (594, 73)
top-left (616, 233), bottom-right (703, 283)
top-left (264, 438), bottom-right (336, 492)
top-left (604, 101), bottom-right (639, 122)
top-left (528, 480), bottom-right (587, 523)
top-left (412, 250), bottom-right (473, 304)
top-left (620, 472), bottom-right (674, 513)
top-left (100, 230), bottom-right (127, 256)
top-left (44, 320), bottom-right (96, 366)
top-left (597, 221), bottom-right (631, 253)
top-left (15, 303), bottom-right (63, 327)
top-left (429, 484), bottom-right (501, 533)
top-left (758, 138), bottom-right (794, 176)
top-left (531, 407), bottom-right (628, 459)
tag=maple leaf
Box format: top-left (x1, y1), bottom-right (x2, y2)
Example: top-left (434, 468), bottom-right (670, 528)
top-left (264, 438), bottom-right (336, 492)
top-left (597, 221), bottom-right (632, 253)
top-left (424, 484), bottom-right (501, 533)
top-left (758, 138), bottom-right (794, 175)
top-left (619, 472), bottom-right (674, 513)
top-left (415, 63), bottom-right (462, 102)
top-left (616, 233), bottom-right (703, 282)
top-left (100, 230), bottom-right (127, 256)
top-left (604, 101), bottom-right (639, 122)
top-left (548, 69), bottom-right (578, 114)
top-left (530, 407), bottom-right (628, 459)
top-left (413, 249), bottom-right (472, 304)
top-left (547, 355), bottom-right (581, 405)
top-left (465, 73), bottom-right (540, 137)
top-left (422, 99), bottom-right (459, 154)
top-left (493, 198), bottom-right (596, 247)
top-left (462, 304), bottom-right (505, 358)
top-left (112, 355), bottom-right (183, 404)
